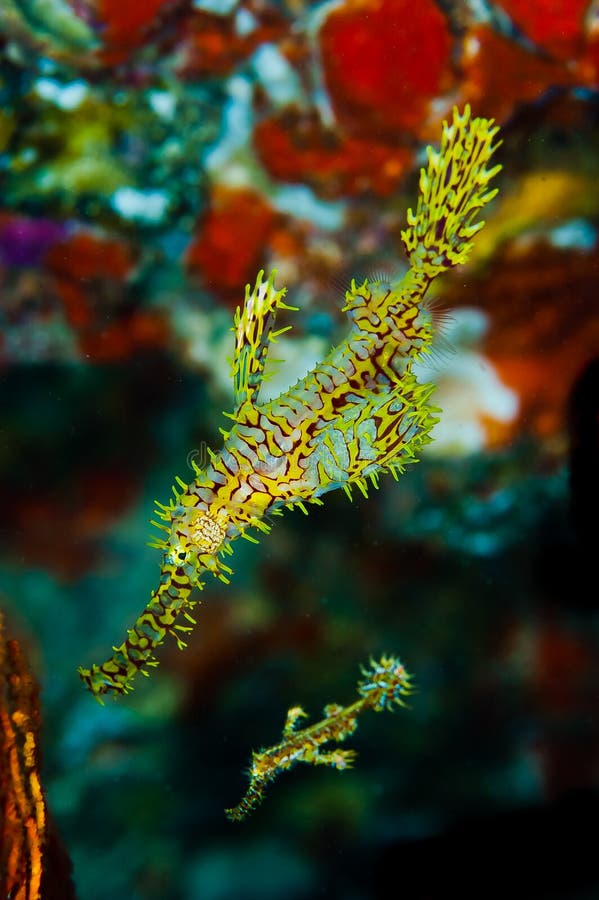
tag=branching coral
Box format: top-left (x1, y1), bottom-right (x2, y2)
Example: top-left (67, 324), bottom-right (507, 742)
top-left (78, 106), bottom-right (501, 701)
top-left (226, 655), bottom-right (412, 822)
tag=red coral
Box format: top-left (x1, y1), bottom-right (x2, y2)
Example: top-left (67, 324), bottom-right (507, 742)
top-left (495, 0), bottom-right (589, 60)
top-left (45, 231), bottom-right (168, 360)
top-left (581, 6), bottom-right (599, 87)
top-left (46, 231), bottom-right (132, 282)
top-left (444, 242), bottom-right (599, 440)
top-left (179, 8), bottom-right (288, 78)
top-left (97, 0), bottom-right (182, 64)
top-left (186, 187), bottom-right (281, 304)
top-left (254, 109), bottom-right (413, 198)
top-left (10, 468), bottom-right (138, 577)
top-left (320, 0), bottom-right (453, 138)
top-left (461, 25), bottom-right (578, 122)
top-left (77, 311), bottom-right (169, 361)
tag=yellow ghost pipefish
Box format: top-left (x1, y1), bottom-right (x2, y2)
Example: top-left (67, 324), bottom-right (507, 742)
top-left (78, 106), bottom-right (501, 701)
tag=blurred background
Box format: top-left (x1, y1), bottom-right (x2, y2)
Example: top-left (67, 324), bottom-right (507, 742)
top-left (0, 1), bottom-right (598, 898)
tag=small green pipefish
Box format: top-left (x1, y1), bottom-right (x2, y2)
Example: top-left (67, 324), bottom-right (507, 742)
top-left (78, 106), bottom-right (501, 700)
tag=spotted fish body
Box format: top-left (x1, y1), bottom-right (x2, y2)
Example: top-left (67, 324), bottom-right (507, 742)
top-left (79, 107), bottom-right (501, 699)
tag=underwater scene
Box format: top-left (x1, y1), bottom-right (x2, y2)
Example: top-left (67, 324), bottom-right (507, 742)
top-left (1, 1), bottom-right (599, 898)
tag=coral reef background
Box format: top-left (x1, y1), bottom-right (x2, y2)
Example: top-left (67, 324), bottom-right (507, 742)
top-left (1, 1), bottom-right (598, 898)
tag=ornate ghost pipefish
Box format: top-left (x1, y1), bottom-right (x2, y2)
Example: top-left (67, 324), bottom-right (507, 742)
top-left (78, 106), bottom-right (501, 700)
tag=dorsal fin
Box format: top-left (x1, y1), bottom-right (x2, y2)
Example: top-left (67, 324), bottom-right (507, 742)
top-left (231, 269), bottom-right (297, 409)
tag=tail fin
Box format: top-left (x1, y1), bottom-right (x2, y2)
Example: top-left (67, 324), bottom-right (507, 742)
top-left (78, 564), bottom-right (195, 701)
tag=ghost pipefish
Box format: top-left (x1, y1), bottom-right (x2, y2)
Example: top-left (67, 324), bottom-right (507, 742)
top-left (78, 106), bottom-right (501, 700)
top-left (225, 654), bottom-right (413, 822)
